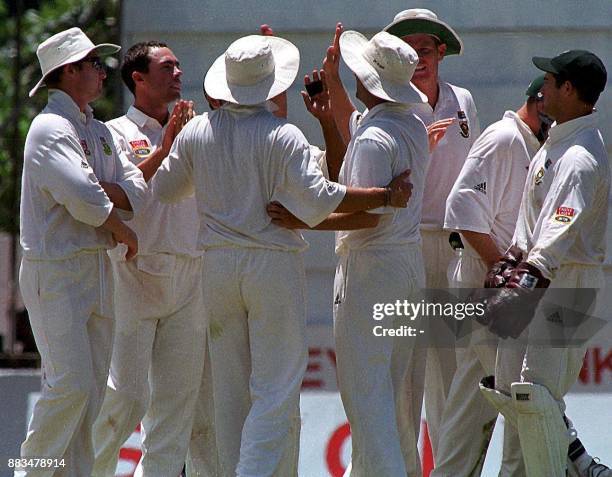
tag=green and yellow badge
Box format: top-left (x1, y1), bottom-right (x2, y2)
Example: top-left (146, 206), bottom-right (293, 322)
top-left (100, 136), bottom-right (113, 156)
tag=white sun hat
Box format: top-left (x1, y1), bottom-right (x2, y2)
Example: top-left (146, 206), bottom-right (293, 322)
top-left (204, 35), bottom-right (300, 105)
top-left (384, 8), bottom-right (463, 56)
top-left (29, 27), bottom-right (120, 97)
top-left (339, 30), bottom-right (428, 105)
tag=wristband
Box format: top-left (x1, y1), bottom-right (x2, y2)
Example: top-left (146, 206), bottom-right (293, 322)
top-left (384, 187), bottom-right (391, 207)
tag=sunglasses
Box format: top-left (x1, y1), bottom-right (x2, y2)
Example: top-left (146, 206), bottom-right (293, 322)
top-left (78, 57), bottom-right (105, 71)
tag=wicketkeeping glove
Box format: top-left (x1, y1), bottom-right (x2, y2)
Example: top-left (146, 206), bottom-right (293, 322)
top-left (479, 262), bottom-right (551, 339)
top-left (484, 246), bottom-right (524, 288)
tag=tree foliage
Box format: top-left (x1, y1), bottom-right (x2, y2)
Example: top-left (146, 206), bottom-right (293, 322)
top-left (0, 0), bottom-right (122, 233)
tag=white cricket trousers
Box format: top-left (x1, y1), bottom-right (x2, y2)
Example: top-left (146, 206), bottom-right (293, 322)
top-left (92, 254), bottom-right (207, 477)
top-left (335, 243), bottom-right (426, 477)
top-left (419, 229), bottom-right (457, 460)
top-left (204, 247), bottom-right (307, 477)
top-left (493, 264), bottom-right (604, 477)
top-left (431, 249), bottom-right (499, 477)
top-left (17, 251), bottom-right (114, 477)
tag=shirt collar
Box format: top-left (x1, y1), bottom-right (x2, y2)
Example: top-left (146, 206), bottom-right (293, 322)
top-left (503, 110), bottom-right (541, 152)
top-left (361, 101), bottom-right (410, 123)
top-left (48, 89), bottom-right (93, 124)
top-left (546, 112), bottom-right (599, 145)
top-left (220, 102), bottom-right (269, 116)
top-left (126, 105), bottom-right (164, 130)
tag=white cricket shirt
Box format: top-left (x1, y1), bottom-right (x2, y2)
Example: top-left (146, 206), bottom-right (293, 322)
top-left (512, 112), bottom-right (610, 279)
top-left (152, 103), bottom-right (346, 252)
top-left (20, 90), bottom-right (146, 260)
top-left (445, 110), bottom-right (541, 252)
top-left (335, 102), bottom-right (429, 255)
top-left (413, 81), bottom-right (480, 229)
top-left (106, 106), bottom-right (200, 258)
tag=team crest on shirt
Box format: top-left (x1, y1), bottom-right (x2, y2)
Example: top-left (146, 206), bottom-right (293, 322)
top-left (553, 206), bottom-right (575, 224)
top-left (80, 139), bottom-right (91, 156)
top-left (457, 110), bottom-right (469, 138)
top-left (534, 167), bottom-right (545, 185)
top-left (100, 136), bottom-right (113, 156)
top-left (129, 139), bottom-right (152, 157)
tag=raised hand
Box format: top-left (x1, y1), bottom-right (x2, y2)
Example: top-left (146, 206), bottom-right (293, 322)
top-left (260, 24), bottom-right (274, 36)
top-left (301, 69), bottom-right (333, 123)
top-left (427, 118), bottom-right (455, 152)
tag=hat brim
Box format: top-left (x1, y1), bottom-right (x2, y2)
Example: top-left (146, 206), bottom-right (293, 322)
top-left (532, 56), bottom-right (558, 74)
top-left (204, 36), bottom-right (299, 105)
top-left (340, 31), bottom-right (428, 105)
top-left (29, 43), bottom-right (120, 97)
top-left (384, 18), bottom-right (463, 56)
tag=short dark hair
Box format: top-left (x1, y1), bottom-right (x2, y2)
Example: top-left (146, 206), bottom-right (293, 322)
top-left (121, 41), bottom-right (168, 94)
top-left (44, 61), bottom-right (85, 89)
top-left (44, 67), bottom-right (65, 88)
top-left (553, 72), bottom-right (602, 105)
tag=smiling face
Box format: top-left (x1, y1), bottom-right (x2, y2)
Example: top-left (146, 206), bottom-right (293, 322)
top-left (400, 33), bottom-right (446, 91)
top-left (136, 47), bottom-right (183, 105)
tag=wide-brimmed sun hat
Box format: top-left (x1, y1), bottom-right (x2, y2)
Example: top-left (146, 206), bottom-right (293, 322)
top-left (384, 8), bottom-right (463, 56)
top-left (339, 30), bottom-right (428, 104)
top-left (204, 35), bottom-right (300, 105)
top-left (30, 27), bottom-right (120, 97)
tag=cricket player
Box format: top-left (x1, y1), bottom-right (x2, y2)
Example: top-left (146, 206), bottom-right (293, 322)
top-left (151, 34), bottom-right (413, 477)
top-left (432, 76), bottom-right (547, 477)
top-left (269, 30), bottom-right (430, 476)
top-left (91, 42), bottom-right (214, 477)
top-left (18, 27), bottom-right (146, 476)
top-left (383, 9), bottom-right (482, 456)
top-left (479, 50), bottom-right (609, 477)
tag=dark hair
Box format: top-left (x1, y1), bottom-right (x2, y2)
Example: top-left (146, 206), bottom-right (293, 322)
top-left (121, 41), bottom-right (168, 94)
top-left (44, 67), bottom-right (65, 88)
top-left (553, 72), bottom-right (601, 106)
top-left (44, 61), bottom-right (85, 88)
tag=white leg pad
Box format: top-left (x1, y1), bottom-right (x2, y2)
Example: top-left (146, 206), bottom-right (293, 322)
top-left (478, 377), bottom-right (517, 428)
top-left (511, 382), bottom-right (569, 477)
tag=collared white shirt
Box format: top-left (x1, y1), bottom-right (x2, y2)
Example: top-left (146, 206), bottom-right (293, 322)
top-left (335, 102), bottom-right (429, 255)
top-left (445, 110), bottom-right (541, 252)
top-left (413, 81), bottom-right (480, 229)
top-left (152, 103), bottom-right (346, 252)
top-left (106, 106), bottom-right (200, 258)
top-left (512, 112), bottom-right (610, 279)
top-left (20, 90), bottom-right (146, 260)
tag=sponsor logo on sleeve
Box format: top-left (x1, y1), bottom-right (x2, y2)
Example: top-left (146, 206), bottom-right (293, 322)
top-left (99, 136), bottom-right (113, 156)
top-left (553, 206), bottom-right (575, 223)
top-left (129, 139), bottom-right (152, 157)
top-left (80, 139), bottom-right (91, 156)
top-left (473, 182), bottom-right (487, 194)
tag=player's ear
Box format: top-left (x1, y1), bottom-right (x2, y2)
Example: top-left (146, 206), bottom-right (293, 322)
top-left (132, 70), bottom-right (145, 87)
top-left (437, 43), bottom-right (447, 62)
